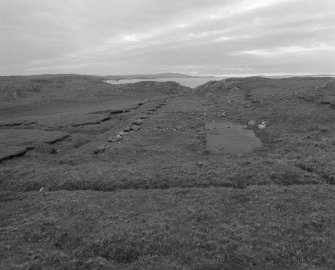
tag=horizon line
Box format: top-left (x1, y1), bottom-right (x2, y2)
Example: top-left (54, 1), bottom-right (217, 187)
top-left (1, 72), bottom-right (335, 78)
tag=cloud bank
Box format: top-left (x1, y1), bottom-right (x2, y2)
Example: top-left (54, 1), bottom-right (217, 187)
top-left (0, 0), bottom-right (334, 75)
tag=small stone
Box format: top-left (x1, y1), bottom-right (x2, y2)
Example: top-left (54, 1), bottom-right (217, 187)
top-left (132, 125), bottom-right (141, 131)
top-left (108, 136), bottom-right (122, 142)
top-left (93, 145), bottom-right (109, 154)
top-left (124, 126), bottom-right (133, 132)
top-left (132, 120), bottom-right (143, 125)
top-left (248, 120), bottom-right (256, 126)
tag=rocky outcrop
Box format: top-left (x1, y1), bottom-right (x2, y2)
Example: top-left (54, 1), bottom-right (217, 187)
top-left (298, 79), bottom-right (335, 106)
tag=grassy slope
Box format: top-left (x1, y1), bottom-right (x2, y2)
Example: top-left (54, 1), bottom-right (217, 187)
top-left (2, 77), bottom-right (334, 191)
top-left (1, 75), bottom-right (335, 269)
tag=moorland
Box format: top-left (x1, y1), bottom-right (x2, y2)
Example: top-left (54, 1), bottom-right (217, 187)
top-left (1, 74), bottom-right (335, 269)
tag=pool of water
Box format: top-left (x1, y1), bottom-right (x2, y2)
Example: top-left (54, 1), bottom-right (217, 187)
top-left (206, 121), bottom-right (262, 154)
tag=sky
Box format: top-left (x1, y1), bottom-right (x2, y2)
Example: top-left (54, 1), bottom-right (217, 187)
top-left (0, 0), bottom-right (335, 76)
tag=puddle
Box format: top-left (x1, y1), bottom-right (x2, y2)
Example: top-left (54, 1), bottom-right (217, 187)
top-left (205, 122), bottom-right (262, 154)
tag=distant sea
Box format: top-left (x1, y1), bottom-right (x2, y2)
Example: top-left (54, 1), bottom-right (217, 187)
top-left (106, 77), bottom-right (225, 88)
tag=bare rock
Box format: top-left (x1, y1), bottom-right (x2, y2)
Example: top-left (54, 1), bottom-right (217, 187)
top-left (248, 120), bottom-right (256, 126)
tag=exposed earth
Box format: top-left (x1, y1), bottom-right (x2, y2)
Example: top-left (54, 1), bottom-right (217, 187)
top-left (1, 74), bottom-right (335, 269)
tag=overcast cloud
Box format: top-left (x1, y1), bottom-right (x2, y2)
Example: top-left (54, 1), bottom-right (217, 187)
top-left (0, 0), bottom-right (334, 76)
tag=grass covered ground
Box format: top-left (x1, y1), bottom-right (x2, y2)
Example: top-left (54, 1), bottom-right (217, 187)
top-left (1, 75), bottom-right (335, 269)
top-left (1, 186), bottom-right (335, 270)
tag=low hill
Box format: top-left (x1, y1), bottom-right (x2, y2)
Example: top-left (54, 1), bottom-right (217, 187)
top-left (114, 80), bottom-right (192, 95)
top-left (103, 73), bottom-right (210, 80)
top-left (0, 74), bottom-right (107, 101)
top-left (0, 74), bottom-right (190, 102)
